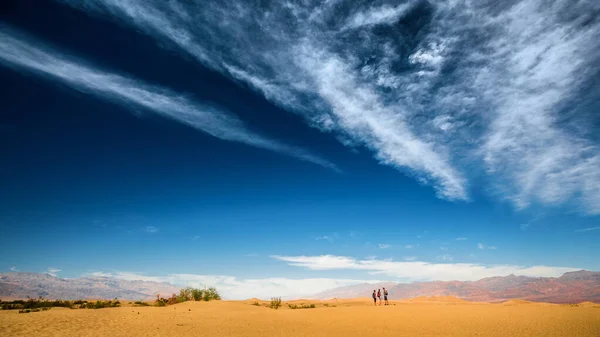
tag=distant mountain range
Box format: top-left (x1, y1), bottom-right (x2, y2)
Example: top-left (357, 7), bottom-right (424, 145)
top-left (313, 270), bottom-right (600, 303)
top-left (0, 272), bottom-right (180, 300)
top-left (2, 270), bottom-right (599, 303)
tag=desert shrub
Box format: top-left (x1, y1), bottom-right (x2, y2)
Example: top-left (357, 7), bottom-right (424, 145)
top-left (152, 287), bottom-right (221, 306)
top-left (167, 294), bottom-right (179, 306)
top-left (191, 288), bottom-right (204, 301)
top-left (84, 299), bottom-right (120, 309)
top-left (178, 287), bottom-right (194, 302)
top-left (269, 297), bottom-right (281, 310)
top-left (288, 303), bottom-right (315, 309)
top-left (251, 301), bottom-right (260, 306)
top-left (2, 298), bottom-right (125, 311)
top-left (134, 301), bottom-right (150, 306)
top-left (203, 287), bottom-right (221, 301)
top-left (2, 298), bottom-right (74, 310)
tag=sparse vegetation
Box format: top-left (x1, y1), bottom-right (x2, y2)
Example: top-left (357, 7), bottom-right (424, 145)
top-left (2, 287), bottom-right (220, 311)
top-left (323, 303), bottom-right (336, 307)
top-left (154, 287), bottom-right (221, 307)
top-left (1, 297), bottom-right (120, 310)
top-left (85, 299), bottom-right (121, 309)
top-left (269, 297), bottom-right (282, 310)
top-left (251, 301), bottom-right (260, 306)
top-left (288, 303), bottom-right (316, 309)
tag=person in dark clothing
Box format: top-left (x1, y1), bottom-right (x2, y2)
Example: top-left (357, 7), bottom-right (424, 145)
top-left (377, 289), bottom-right (382, 305)
top-left (372, 290), bottom-right (377, 305)
top-left (383, 287), bottom-right (389, 305)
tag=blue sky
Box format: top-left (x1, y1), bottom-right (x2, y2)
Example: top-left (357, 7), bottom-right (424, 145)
top-left (1, 0), bottom-right (599, 299)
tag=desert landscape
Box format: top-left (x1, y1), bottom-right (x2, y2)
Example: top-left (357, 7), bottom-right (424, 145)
top-left (2, 271), bottom-right (600, 336)
top-left (2, 1), bottom-right (600, 336)
top-left (1, 297), bottom-right (599, 337)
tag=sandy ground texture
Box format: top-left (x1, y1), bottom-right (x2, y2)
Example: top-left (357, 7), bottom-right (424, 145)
top-left (1, 297), bottom-right (599, 336)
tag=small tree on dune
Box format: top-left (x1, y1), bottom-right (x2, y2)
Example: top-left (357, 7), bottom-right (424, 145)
top-left (191, 288), bottom-right (204, 301)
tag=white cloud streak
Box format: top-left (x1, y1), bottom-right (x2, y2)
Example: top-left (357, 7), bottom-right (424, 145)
top-left (10, 266), bottom-right (19, 272)
top-left (60, 0), bottom-right (467, 201)
top-left (271, 255), bottom-right (579, 282)
top-left (477, 243), bottom-right (496, 250)
top-left (46, 267), bottom-right (62, 277)
top-left (59, 0), bottom-right (600, 212)
top-left (343, 2), bottom-right (413, 30)
top-left (0, 27), bottom-right (337, 171)
top-left (574, 226), bottom-right (600, 233)
top-left (436, 254), bottom-right (453, 261)
top-left (144, 226), bottom-right (159, 234)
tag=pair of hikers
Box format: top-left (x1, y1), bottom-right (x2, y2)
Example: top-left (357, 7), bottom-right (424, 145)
top-left (372, 288), bottom-right (389, 306)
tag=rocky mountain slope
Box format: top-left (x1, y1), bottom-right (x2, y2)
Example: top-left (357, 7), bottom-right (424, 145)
top-left (0, 272), bottom-right (180, 300)
top-left (313, 270), bottom-right (600, 303)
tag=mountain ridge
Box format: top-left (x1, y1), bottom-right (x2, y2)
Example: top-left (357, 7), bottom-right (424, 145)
top-left (2, 270), bottom-right (599, 303)
top-left (0, 272), bottom-right (180, 300)
top-left (313, 270), bottom-right (600, 303)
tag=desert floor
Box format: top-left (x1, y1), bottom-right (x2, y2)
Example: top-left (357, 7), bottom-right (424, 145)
top-left (1, 298), bottom-right (599, 336)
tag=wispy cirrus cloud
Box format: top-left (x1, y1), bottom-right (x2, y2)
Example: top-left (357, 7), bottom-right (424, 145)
top-left (477, 243), bottom-right (497, 250)
top-left (60, 0), bottom-right (467, 201)
top-left (144, 226), bottom-right (159, 234)
top-left (342, 2), bottom-right (414, 30)
top-left (574, 227), bottom-right (600, 233)
top-left (0, 27), bottom-right (337, 171)
top-left (60, 0), bottom-right (600, 212)
top-left (10, 266), bottom-right (19, 272)
top-left (378, 243), bottom-right (391, 249)
top-left (436, 254), bottom-right (453, 261)
top-left (46, 267), bottom-right (62, 277)
top-left (271, 254), bottom-right (578, 282)
top-left (316, 233), bottom-right (340, 242)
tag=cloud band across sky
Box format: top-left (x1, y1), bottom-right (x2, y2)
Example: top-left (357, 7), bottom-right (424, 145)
top-left (88, 254), bottom-right (580, 299)
top-left (271, 255), bottom-right (579, 282)
top-left (0, 27), bottom-right (337, 171)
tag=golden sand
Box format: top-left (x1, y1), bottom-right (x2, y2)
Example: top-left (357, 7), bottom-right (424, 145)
top-left (1, 299), bottom-right (599, 336)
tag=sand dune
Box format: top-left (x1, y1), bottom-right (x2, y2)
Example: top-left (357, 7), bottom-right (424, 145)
top-left (1, 299), bottom-right (598, 337)
top-left (401, 296), bottom-right (470, 303)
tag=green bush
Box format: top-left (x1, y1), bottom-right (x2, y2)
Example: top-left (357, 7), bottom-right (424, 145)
top-left (288, 303), bottom-right (315, 309)
top-left (2, 298), bottom-right (122, 310)
top-left (269, 297), bottom-right (281, 310)
top-left (2, 297), bottom-right (74, 310)
top-left (133, 301), bottom-right (150, 306)
top-left (191, 288), bottom-right (204, 301)
top-left (203, 287), bottom-right (221, 301)
top-left (251, 301), bottom-right (260, 306)
top-left (85, 299), bottom-right (120, 309)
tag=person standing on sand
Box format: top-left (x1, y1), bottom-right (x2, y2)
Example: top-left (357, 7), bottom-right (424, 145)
top-left (372, 290), bottom-right (377, 306)
top-left (377, 289), bottom-right (381, 305)
top-left (383, 287), bottom-right (389, 306)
